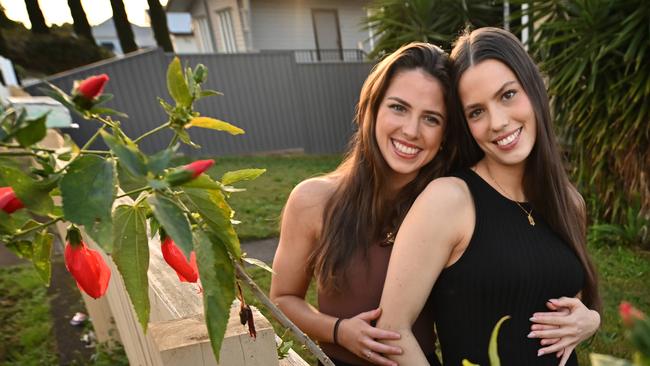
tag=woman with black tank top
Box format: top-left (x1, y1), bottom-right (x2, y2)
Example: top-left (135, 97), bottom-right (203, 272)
top-left (377, 28), bottom-right (601, 365)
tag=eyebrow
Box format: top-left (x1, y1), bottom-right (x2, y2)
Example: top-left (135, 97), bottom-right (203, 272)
top-left (386, 96), bottom-right (446, 120)
top-left (463, 80), bottom-right (518, 112)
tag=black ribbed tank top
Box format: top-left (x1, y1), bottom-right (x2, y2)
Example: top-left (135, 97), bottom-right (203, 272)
top-left (431, 169), bottom-right (585, 365)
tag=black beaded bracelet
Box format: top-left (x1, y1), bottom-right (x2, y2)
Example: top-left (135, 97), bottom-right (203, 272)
top-left (333, 318), bottom-right (343, 345)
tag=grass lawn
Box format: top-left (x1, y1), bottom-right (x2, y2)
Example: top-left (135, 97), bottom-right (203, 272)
top-left (0, 265), bottom-right (58, 365)
top-left (205, 154), bottom-right (342, 241)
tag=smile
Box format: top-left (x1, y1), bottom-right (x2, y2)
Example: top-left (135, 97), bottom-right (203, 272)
top-left (494, 127), bottom-right (522, 146)
top-left (391, 139), bottom-right (421, 157)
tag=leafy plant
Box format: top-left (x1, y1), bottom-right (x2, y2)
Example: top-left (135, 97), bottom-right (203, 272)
top-left (589, 197), bottom-right (649, 249)
top-left (590, 302), bottom-right (650, 366)
top-left (512, 0), bottom-right (650, 228)
top-left (0, 57), bottom-right (319, 363)
top-left (364, 0), bottom-right (503, 58)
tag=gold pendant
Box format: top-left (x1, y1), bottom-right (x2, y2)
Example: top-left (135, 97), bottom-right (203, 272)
top-left (527, 214), bottom-right (535, 226)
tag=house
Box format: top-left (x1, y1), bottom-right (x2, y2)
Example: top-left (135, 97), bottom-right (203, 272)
top-left (92, 18), bottom-right (157, 54)
top-left (92, 13), bottom-right (199, 55)
top-left (166, 0), bottom-right (371, 60)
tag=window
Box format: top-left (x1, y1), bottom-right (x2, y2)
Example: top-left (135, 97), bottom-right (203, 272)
top-left (194, 16), bottom-right (214, 53)
top-left (216, 8), bottom-right (237, 53)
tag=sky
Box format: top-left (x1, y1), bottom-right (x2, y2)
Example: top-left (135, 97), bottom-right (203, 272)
top-left (0, 0), bottom-right (169, 28)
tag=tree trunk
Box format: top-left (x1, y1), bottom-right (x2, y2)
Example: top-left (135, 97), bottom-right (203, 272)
top-left (109, 0), bottom-right (138, 54)
top-left (24, 0), bottom-right (48, 34)
top-left (67, 0), bottom-right (95, 43)
top-left (147, 0), bottom-right (174, 52)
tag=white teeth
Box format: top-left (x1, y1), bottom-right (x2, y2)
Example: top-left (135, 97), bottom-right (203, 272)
top-left (496, 128), bottom-right (521, 146)
top-left (392, 139), bottom-right (420, 155)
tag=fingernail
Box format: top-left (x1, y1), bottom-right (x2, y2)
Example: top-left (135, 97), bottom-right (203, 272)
top-left (527, 332), bottom-right (535, 338)
top-left (529, 317), bottom-right (536, 322)
top-left (538, 350), bottom-right (545, 356)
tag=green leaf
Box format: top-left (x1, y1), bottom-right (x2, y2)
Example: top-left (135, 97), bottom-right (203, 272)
top-left (15, 113), bottom-right (48, 147)
top-left (183, 188), bottom-right (241, 260)
top-left (194, 229), bottom-right (235, 363)
top-left (147, 193), bottom-right (193, 259)
top-left (199, 89), bottom-right (223, 98)
top-left (188, 117), bottom-right (245, 135)
top-left (32, 230), bottom-right (53, 285)
top-left (60, 155), bottom-right (116, 250)
top-left (147, 147), bottom-right (176, 176)
top-left (221, 169), bottom-right (266, 186)
top-left (101, 131), bottom-right (147, 177)
top-left (167, 57), bottom-right (192, 107)
top-left (243, 257), bottom-right (274, 274)
top-left (0, 208), bottom-right (31, 235)
top-left (181, 174), bottom-right (223, 190)
top-left (0, 165), bottom-right (54, 215)
top-left (5, 240), bottom-right (32, 259)
top-left (488, 315), bottom-right (510, 366)
top-left (112, 204), bottom-right (150, 332)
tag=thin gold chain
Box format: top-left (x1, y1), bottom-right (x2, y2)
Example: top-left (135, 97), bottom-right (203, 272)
top-left (483, 165), bottom-right (536, 226)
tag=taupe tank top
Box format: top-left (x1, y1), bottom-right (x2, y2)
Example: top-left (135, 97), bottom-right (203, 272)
top-left (318, 242), bottom-right (438, 365)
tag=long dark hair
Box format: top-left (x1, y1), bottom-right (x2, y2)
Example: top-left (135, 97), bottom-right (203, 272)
top-left (450, 27), bottom-right (601, 312)
top-left (309, 42), bottom-right (454, 293)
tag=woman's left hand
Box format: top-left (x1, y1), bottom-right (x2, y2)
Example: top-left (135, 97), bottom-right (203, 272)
top-left (528, 297), bottom-right (600, 366)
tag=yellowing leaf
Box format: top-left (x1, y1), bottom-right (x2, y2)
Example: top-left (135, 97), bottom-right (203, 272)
top-left (488, 316), bottom-right (510, 366)
top-left (188, 117), bottom-right (245, 135)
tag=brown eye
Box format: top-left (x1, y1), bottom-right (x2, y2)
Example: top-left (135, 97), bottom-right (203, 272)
top-left (389, 104), bottom-right (407, 113)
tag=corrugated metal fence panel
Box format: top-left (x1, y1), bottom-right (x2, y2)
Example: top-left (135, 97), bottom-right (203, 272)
top-left (296, 62), bottom-right (373, 153)
top-left (177, 52), bottom-right (306, 155)
top-left (25, 49), bottom-right (372, 155)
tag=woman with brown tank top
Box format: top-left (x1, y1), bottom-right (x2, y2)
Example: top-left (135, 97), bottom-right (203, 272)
top-left (271, 42), bottom-right (452, 366)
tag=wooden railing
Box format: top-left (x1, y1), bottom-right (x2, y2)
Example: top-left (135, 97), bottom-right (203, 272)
top-left (41, 129), bottom-right (308, 366)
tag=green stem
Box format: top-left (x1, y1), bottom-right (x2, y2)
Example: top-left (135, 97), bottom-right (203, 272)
top-left (133, 122), bottom-right (170, 143)
top-left (55, 125), bottom-right (107, 174)
top-left (80, 150), bottom-right (111, 155)
top-left (116, 186), bottom-right (150, 199)
top-left (13, 217), bottom-right (63, 238)
top-left (0, 151), bottom-right (37, 156)
top-left (167, 133), bottom-right (179, 148)
top-left (0, 143), bottom-right (57, 153)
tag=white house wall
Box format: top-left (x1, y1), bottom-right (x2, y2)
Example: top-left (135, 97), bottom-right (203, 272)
top-left (249, 0), bottom-right (369, 51)
top-left (192, 0), bottom-right (248, 52)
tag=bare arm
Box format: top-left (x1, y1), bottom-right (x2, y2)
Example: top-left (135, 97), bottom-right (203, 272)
top-left (377, 178), bottom-right (472, 364)
top-left (270, 179), bottom-right (402, 366)
top-left (270, 179), bottom-right (336, 342)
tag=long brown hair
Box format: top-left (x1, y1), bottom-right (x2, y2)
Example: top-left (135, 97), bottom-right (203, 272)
top-left (309, 42), bottom-right (454, 293)
top-left (449, 27), bottom-right (601, 312)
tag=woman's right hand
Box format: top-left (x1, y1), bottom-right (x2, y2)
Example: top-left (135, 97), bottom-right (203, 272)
top-left (337, 308), bottom-right (402, 366)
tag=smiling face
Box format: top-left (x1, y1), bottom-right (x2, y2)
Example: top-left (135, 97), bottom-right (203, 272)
top-left (458, 59), bottom-right (536, 168)
top-left (374, 68), bottom-right (446, 186)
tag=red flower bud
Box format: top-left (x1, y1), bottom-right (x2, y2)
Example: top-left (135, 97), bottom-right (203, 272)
top-left (76, 74), bottom-right (109, 100)
top-left (166, 159), bottom-right (214, 186)
top-left (619, 301), bottom-right (645, 327)
top-left (64, 235), bottom-right (111, 299)
top-left (185, 159), bottom-right (214, 179)
top-left (0, 187), bottom-right (24, 214)
top-left (161, 236), bottom-right (198, 283)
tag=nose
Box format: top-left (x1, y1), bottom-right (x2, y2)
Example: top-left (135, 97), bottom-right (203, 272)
top-left (401, 115), bottom-right (420, 139)
top-left (489, 107), bottom-right (509, 132)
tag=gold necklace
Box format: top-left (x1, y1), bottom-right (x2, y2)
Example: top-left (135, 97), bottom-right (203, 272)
top-left (483, 165), bottom-right (535, 226)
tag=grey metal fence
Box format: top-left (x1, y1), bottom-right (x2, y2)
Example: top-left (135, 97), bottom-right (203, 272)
top-left (24, 48), bottom-right (373, 156)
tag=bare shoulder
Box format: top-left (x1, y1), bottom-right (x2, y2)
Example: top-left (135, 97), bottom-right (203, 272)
top-left (287, 175), bottom-right (340, 212)
top-left (416, 176), bottom-right (473, 211)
